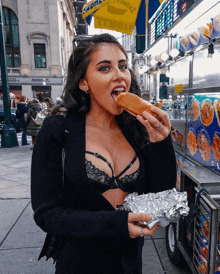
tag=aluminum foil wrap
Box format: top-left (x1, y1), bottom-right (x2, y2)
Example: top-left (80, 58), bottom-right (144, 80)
top-left (121, 188), bottom-right (189, 229)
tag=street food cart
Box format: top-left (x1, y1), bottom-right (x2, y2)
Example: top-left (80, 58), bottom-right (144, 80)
top-left (166, 91), bottom-right (220, 273)
top-left (144, 1), bottom-right (220, 272)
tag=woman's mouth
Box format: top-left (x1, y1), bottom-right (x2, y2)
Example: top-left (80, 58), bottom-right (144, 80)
top-left (111, 87), bottom-right (125, 102)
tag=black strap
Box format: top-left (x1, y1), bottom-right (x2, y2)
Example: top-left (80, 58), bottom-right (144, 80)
top-left (62, 130), bottom-right (69, 186)
top-left (85, 151), bottom-right (138, 178)
top-left (116, 155), bottom-right (138, 178)
top-left (85, 151), bottom-right (114, 175)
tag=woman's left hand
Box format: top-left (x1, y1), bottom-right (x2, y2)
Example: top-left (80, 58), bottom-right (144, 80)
top-left (136, 107), bottom-right (171, 143)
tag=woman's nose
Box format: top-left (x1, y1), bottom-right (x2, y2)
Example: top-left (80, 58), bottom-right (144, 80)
top-left (112, 68), bottom-right (124, 81)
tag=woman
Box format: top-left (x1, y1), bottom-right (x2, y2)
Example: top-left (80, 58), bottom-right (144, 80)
top-left (31, 34), bottom-right (176, 274)
top-left (41, 97), bottom-right (53, 116)
top-left (26, 98), bottom-right (43, 146)
top-left (16, 95), bottom-right (29, 146)
top-left (51, 102), bottom-right (67, 116)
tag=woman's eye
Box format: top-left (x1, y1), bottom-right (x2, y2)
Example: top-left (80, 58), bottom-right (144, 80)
top-left (120, 64), bottom-right (128, 70)
top-left (99, 66), bottom-right (110, 72)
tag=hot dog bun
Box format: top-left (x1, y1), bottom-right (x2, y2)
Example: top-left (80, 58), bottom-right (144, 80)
top-left (115, 93), bottom-right (161, 121)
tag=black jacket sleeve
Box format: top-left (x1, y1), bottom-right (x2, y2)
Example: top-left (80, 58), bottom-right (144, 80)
top-left (26, 108), bottom-right (32, 125)
top-left (31, 115), bottom-right (129, 238)
top-left (142, 134), bottom-right (177, 194)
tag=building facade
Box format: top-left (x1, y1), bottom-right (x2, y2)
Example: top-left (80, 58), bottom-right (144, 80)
top-left (121, 33), bottom-right (148, 96)
top-left (1, 0), bottom-right (77, 101)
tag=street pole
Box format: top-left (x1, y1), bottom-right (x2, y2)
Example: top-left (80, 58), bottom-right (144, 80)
top-left (0, 0), bottom-right (18, 147)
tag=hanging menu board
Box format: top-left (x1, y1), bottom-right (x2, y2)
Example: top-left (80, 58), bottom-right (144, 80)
top-left (187, 94), bottom-right (220, 175)
top-left (149, 0), bottom-right (198, 46)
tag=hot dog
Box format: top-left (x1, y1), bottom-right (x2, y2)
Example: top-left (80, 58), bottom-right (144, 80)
top-left (115, 93), bottom-right (162, 121)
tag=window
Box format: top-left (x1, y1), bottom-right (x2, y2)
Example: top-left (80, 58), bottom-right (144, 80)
top-left (140, 74), bottom-right (144, 86)
top-left (3, 7), bottom-right (20, 67)
top-left (34, 44), bottom-right (47, 68)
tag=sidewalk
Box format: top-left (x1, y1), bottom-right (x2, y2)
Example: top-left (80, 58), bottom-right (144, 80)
top-left (0, 145), bottom-right (191, 274)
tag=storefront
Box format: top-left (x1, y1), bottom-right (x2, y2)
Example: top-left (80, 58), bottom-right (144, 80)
top-left (0, 85), bottom-right (22, 107)
top-left (32, 85), bottom-right (51, 101)
top-left (0, 75), bottom-right (63, 103)
top-left (0, 85), bottom-right (22, 97)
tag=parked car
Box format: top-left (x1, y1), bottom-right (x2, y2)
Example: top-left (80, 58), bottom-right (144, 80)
top-left (0, 99), bottom-right (21, 133)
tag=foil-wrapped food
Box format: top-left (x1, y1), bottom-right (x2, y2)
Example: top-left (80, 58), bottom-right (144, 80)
top-left (119, 188), bottom-right (189, 229)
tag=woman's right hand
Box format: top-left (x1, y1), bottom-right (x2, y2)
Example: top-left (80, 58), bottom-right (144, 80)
top-left (128, 212), bottom-right (159, 238)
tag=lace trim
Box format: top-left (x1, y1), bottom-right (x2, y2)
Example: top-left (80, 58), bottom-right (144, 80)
top-left (118, 169), bottom-right (140, 184)
top-left (85, 159), bottom-right (140, 187)
top-left (85, 159), bottom-right (112, 185)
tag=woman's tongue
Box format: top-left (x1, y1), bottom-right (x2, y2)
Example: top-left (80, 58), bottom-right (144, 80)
top-left (112, 92), bottom-right (118, 102)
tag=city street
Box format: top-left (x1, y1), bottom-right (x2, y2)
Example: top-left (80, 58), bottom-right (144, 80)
top-left (1, 0), bottom-right (220, 272)
top-left (1, 132), bottom-right (32, 147)
top-left (0, 137), bottom-right (192, 274)
top-left (16, 132), bottom-right (32, 147)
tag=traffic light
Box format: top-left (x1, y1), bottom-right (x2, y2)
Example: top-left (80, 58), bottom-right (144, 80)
top-left (136, 35), bottom-right (145, 54)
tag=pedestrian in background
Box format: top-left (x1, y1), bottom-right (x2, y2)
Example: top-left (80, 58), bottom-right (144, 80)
top-left (16, 95), bottom-right (29, 146)
top-left (26, 98), bottom-right (43, 148)
top-left (45, 97), bottom-right (54, 108)
top-left (51, 103), bottom-right (67, 116)
top-left (41, 97), bottom-right (53, 116)
top-left (31, 34), bottom-right (176, 274)
top-left (54, 97), bottom-right (62, 107)
top-left (9, 92), bottom-right (16, 108)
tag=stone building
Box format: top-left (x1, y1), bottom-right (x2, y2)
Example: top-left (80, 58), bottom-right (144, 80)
top-left (0, 0), bottom-right (77, 101)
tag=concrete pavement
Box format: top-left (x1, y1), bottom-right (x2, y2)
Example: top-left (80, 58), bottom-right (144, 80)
top-left (0, 143), bottom-right (192, 274)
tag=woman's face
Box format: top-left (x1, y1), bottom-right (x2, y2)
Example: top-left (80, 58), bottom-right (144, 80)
top-left (80, 43), bottom-right (131, 116)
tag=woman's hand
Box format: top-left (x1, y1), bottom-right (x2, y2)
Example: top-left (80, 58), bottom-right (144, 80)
top-left (128, 212), bottom-right (159, 238)
top-left (136, 107), bottom-right (171, 143)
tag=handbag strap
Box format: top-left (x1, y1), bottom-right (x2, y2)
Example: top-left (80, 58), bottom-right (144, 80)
top-left (62, 129), bottom-right (69, 185)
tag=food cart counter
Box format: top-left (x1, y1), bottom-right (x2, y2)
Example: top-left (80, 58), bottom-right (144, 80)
top-left (166, 94), bottom-right (220, 273)
top-left (177, 165), bottom-right (220, 274)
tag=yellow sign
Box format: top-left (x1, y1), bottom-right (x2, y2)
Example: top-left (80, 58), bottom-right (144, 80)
top-left (175, 84), bottom-right (184, 93)
top-left (82, 0), bottom-right (113, 19)
top-left (94, 0), bottom-right (142, 35)
top-left (83, 0), bottom-right (142, 35)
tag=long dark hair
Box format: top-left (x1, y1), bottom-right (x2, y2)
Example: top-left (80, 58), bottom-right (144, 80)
top-left (63, 33), bottom-right (148, 148)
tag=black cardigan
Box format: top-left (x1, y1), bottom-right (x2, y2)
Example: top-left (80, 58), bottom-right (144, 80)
top-left (31, 115), bottom-right (176, 274)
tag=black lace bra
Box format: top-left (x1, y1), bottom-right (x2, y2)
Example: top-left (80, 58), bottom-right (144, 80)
top-left (85, 151), bottom-right (140, 193)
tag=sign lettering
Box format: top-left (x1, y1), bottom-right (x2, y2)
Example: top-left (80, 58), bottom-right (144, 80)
top-left (149, 0), bottom-right (197, 45)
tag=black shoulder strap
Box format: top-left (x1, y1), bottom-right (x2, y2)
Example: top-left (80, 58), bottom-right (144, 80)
top-left (62, 129), bottom-right (69, 186)
top-left (85, 151), bottom-right (114, 175)
top-left (116, 154), bottom-right (138, 178)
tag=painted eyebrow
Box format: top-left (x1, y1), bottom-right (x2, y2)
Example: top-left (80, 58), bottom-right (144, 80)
top-left (96, 59), bottom-right (127, 66)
